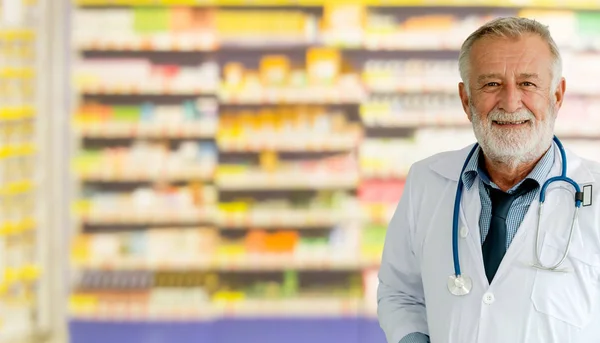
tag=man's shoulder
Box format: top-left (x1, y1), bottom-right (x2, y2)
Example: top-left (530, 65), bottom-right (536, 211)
top-left (569, 148), bottom-right (600, 180)
top-left (581, 157), bottom-right (600, 179)
top-left (408, 144), bottom-right (475, 179)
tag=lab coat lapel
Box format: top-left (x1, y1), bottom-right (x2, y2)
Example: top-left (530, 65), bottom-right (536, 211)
top-left (536, 148), bottom-right (596, 244)
top-left (491, 145), bottom-right (596, 282)
top-left (428, 142), bottom-right (597, 287)
top-left (491, 147), bottom-right (564, 279)
top-left (430, 143), bottom-right (490, 287)
top-left (459, 180), bottom-right (487, 286)
top-left (429, 144), bottom-right (476, 182)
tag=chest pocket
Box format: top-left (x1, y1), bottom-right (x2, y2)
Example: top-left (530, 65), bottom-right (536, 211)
top-left (531, 232), bottom-right (600, 328)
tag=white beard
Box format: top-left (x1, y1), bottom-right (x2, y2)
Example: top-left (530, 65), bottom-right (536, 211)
top-left (470, 103), bottom-right (557, 169)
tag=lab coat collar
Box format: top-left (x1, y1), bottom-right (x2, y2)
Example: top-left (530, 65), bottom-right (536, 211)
top-left (429, 143), bottom-right (476, 182)
top-left (429, 141), bottom-right (596, 185)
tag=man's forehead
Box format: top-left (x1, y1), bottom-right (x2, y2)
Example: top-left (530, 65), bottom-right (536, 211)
top-left (469, 37), bottom-right (553, 80)
top-left (476, 72), bottom-right (542, 81)
top-left (470, 34), bottom-right (551, 59)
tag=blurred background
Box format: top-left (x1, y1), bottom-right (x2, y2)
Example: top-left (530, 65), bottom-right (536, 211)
top-left (1, 0), bottom-right (600, 342)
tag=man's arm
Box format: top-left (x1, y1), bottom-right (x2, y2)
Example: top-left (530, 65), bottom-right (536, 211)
top-left (377, 166), bottom-right (429, 343)
top-left (398, 332), bottom-right (430, 343)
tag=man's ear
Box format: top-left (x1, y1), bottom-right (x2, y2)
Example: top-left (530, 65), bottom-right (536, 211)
top-left (553, 77), bottom-right (566, 111)
top-left (459, 82), bottom-right (472, 122)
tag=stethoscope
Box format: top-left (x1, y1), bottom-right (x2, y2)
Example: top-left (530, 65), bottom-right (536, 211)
top-left (448, 136), bottom-right (584, 296)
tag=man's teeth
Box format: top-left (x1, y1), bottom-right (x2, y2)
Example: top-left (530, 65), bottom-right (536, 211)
top-left (495, 121), bottom-right (527, 125)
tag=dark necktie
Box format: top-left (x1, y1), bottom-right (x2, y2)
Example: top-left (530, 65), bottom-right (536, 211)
top-left (482, 181), bottom-right (535, 284)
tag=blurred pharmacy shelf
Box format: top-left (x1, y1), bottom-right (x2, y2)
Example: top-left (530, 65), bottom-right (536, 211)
top-left (216, 171), bottom-right (360, 190)
top-left (217, 135), bottom-right (360, 152)
top-left (74, 122), bottom-right (217, 139)
top-left (1, 0), bottom-right (67, 341)
top-left (217, 208), bottom-right (356, 228)
top-left (73, 256), bottom-right (379, 272)
top-left (77, 165), bottom-right (215, 182)
top-left (70, 0), bottom-right (600, 11)
top-left (80, 208), bottom-right (215, 225)
top-left (67, 2), bottom-right (600, 343)
top-left (70, 298), bottom-right (368, 320)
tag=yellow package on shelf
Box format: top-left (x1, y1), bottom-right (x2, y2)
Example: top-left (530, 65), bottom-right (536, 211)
top-left (364, 0), bottom-right (600, 8)
top-left (216, 0), bottom-right (292, 5)
top-left (0, 144), bottom-right (36, 160)
top-left (217, 244), bottom-right (246, 256)
top-left (0, 180), bottom-right (34, 197)
top-left (0, 29), bottom-right (35, 41)
top-left (15, 218), bottom-right (36, 233)
top-left (218, 201), bottom-right (251, 213)
top-left (70, 0), bottom-right (600, 7)
top-left (71, 200), bottom-right (93, 217)
top-left (2, 268), bottom-right (19, 286)
top-left (73, 0), bottom-right (318, 5)
top-left (70, 235), bottom-right (91, 264)
top-left (216, 165), bottom-right (248, 175)
top-left (213, 291), bottom-right (246, 302)
top-left (20, 265), bottom-right (40, 283)
top-left (73, 0), bottom-right (216, 4)
top-left (0, 67), bottom-right (34, 79)
top-left (0, 223), bottom-right (14, 236)
top-left (69, 294), bottom-right (99, 313)
top-left (0, 219), bottom-right (34, 236)
top-left (0, 107), bottom-right (35, 121)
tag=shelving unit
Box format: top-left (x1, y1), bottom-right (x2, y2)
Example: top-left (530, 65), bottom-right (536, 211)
top-left (68, 2), bottom-right (600, 343)
top-left (0, 0), bottom-right (67, 342)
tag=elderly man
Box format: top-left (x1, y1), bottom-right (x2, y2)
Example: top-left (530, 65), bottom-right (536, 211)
top-left (377, 17), bottom-right (600, 343)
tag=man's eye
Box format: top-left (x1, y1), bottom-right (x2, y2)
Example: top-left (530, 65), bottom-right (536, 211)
top-left (521, 81), bottom-right (536, 87)
top-left (485, 82), bottom-right (500, 87)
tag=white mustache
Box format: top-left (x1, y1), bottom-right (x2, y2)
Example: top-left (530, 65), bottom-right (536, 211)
top-left (488, 109), bottom-right (535, 123)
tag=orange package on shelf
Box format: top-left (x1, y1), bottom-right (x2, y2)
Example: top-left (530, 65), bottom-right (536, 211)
top-left (170, 8), bottom-right (195, 32)
top-left (79, 103), bottom-right (110, 123)
top-left (402, 15), bottom-right (456, 31)
top-left (198, 228), bottom-right (219, 257)
top-left (189, 182), bottom-right (204, 206)
top-left (193, 9), bottom-right (216, 32)
top-left (260, 55), bottom-right (290, 87)
top-left (74, 104), bottom-right (94, 123)
top-left (306, 47), bottom-right (341, 86)
top-left (259, 151), bottom-right (279, 173)
top-left (245, 230), bottom-right (267, 254)
top-left (265, 231), bottom-right (298, 254)
top-left (223, 63), bottom-right (245, 90)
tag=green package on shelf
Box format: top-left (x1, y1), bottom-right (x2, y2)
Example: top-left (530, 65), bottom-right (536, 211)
top-left (577, 12), bottom-right (600, 35)
top-left (133, 8), bottom-right (169, 34)
top-left (362, 224), bottom-right (387, 245)
top-left (299, 237), bottom-right (329, 247)
top-left (282, 270), bottom-right (298, 298)
top-left (263, 281), bottom-right (282, 299)
top-left (247, 282), bottom-right (264, 298)
top-left (113, 106), bottom-right (141, 122)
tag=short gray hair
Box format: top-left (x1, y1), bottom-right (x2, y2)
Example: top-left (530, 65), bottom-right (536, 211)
top-left (458, 17), bottom-right (562, 93)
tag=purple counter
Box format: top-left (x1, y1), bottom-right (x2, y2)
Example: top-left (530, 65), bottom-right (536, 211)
top-left (69, 317), bottom-right (387, 343)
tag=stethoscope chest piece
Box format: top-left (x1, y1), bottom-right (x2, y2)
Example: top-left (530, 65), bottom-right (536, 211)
top-left (447, 274), bottom-right (473, 296)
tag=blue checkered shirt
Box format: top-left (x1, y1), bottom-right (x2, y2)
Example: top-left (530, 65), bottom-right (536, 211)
top-left (398, 143), bottom-right (556, 343)
top-left (463, 143), bottom-right (555, 247)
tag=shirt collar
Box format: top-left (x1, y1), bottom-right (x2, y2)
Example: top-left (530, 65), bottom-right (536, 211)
top-left (461, 142), bottom-right (556, 193)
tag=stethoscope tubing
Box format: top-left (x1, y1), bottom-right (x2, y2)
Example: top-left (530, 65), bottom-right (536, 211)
top-left (452, 136), bottom-right (581, 278)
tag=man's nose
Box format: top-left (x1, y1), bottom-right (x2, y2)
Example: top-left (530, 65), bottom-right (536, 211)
top-left (498, 84), bottom-right (522, 113)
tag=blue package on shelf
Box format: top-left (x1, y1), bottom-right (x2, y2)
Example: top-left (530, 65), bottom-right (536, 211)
top-left (182, 100), bottom-right (198, 121)
top-left (140, 102), bottom-right (155, 122)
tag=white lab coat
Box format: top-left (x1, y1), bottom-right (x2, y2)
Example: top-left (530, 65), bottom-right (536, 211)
top-left (377, 143), bottom-right (600, 343)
